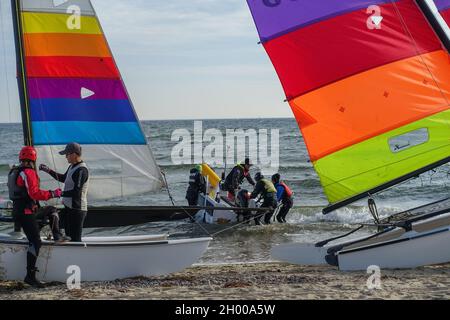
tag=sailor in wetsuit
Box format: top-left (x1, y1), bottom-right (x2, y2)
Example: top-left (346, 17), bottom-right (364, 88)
top-left (40, 143), bottom-right (89, 243)
top-left (185, 165), bottom-right (207, 206)
top-left (250, 172), bottom-right (277, 225)
top-left (8, 146), bottom-right (62, 288)
top-left (223, 158), bottom-right (255, 201)
top-left (272, 173), bottom-right (294, 223)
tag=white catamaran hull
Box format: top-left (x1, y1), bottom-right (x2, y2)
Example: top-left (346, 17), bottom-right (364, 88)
top-left (0, 236), bottom-right (211, 282)
top-left (272, 211), bottom-right (450, 271)
top-left (338, 227), bottom-right (450, 271)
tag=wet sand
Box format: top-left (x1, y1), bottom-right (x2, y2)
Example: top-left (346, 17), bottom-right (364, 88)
top-left (1, 262), bottom-right (449, 300)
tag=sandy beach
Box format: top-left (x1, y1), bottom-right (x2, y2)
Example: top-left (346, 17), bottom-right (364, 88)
top-left (1, 262), bottom-right (449, 300)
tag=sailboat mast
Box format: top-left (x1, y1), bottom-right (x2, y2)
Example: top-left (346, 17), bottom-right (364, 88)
top-left (10, 0), bottom-right (32, 146)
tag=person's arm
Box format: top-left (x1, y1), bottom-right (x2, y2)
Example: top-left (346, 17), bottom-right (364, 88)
top-left (250, 181), bottom-right (263, 199)
top-left (40, 165), bottom-right (67, 183)
top-left (48, 169), bottom-right (67, 183)
top-left (246, 174), bottom-right (256, 186)
top-left (21, 169), bottom-right (53, 201)
top-left (62, 167), bottom-right (89, 209)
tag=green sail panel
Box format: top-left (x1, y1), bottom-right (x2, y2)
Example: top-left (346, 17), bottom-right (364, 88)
top-left (318, 109), bottom-right (450, 212)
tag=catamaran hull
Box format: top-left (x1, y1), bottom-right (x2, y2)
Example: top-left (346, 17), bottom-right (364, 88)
top-left (338, 228), bottom-right (450, 271)
top-left (272, 210), bottom-right (450, 270)
top-left (0, 236), bottom-right (211, 282)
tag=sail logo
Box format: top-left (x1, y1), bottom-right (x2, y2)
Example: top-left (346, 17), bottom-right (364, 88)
top-left (171, 121), bottom-right (280, 174)
top-left (81, 87), bottom-right (95, 99)
top-left (367, 5), bottom-right (383, 30)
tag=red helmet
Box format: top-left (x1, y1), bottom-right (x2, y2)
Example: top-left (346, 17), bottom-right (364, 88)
top-left (19, 146), bottom-right (37, 162)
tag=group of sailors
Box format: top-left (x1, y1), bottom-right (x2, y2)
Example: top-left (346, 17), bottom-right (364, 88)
top-left (7, 143), bottom-right (89, 288)
top-left (186, 158), bottom-right (294, 224)
top-left (8, 149), bottom-right (292, 288)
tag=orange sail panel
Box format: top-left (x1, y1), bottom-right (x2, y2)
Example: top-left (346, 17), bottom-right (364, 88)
top-left (247, 0), bottom-right (450, 211)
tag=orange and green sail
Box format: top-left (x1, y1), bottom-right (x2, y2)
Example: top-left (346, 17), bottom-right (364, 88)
top-left (247, 0), bottom-right (450, 213)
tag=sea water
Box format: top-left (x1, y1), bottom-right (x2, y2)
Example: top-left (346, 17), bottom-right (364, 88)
top-left (0, 118), bottom-right (449, 264)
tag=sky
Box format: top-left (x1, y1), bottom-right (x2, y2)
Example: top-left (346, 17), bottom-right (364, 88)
top-left (0, 0), bottom-right (292, 123)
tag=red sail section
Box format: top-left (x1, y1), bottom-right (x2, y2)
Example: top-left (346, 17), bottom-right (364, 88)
top-left (264, 0), bottom-right (442, 100)
top-left (441, 7), bottom-right (450, 24)
top-left (25, 56), bottom-right (119, 78)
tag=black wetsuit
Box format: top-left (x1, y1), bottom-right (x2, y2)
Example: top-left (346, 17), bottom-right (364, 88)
top-left (185, 168), bottom-right (206, 206)
top-left (275, 183), bottom-right (294, 223)
top-left (250, 179), bottom-right (277, 224)
top-left (223, 165), bottom-right (255, 197)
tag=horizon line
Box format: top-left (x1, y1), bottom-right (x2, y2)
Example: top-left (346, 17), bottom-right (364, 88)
top-left (0, 116), bottom-right (295, 125)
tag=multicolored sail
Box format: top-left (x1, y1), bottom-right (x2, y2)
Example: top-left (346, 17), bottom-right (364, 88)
top-left (247, 0), bottom-right (450, 212)
top-left (13, 0), bottom-right (163, 200)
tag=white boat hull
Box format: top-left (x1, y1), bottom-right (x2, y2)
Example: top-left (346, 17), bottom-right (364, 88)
top-left (0, 236), bottom-right (211, 282)
top-left (338, 228), bottom-right (450, 271)
top-left (272, 211), bottom-right (450, 270)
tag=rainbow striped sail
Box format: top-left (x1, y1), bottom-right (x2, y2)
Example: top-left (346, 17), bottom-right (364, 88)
top-left (13, 0), bottom-right (163, 200)
top-left (247, 0), bottom-right (450, 213)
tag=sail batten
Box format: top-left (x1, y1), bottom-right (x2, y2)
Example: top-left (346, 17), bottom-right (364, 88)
top-left (247, 0), bottom-right (450, 213)
top-left (13, 0), bottom-right (164, 201)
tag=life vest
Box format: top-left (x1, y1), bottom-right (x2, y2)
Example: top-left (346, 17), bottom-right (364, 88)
top-left (62, 162), bottom-right (90, 211)
top-left (261, 179), bottom-right (276, 193)
top-left (7, 166), bottom-right (28, 201)
top-left (8, 166), bottom-right (36, 215)
top-left (279, 182), bottom-right (293, 198)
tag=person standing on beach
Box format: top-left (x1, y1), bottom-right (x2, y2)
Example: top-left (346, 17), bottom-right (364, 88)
top-left (8, 146), bottom-right (63, 288)
top-left (223, 158), bottom-right (255, 201)
top-left (250, 172), bottom-right (277, 225)
top-left (186, 164), bottom-right (207, 206)
top-left (40, 143), bottom-right (89, 243)
top-left (272, 173), bottom-right (294, 223)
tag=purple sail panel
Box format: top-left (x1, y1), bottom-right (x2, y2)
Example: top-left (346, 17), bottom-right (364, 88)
top-left (246, 0), bottom-right (397, 42)
top-left (434, 0), bottom-right (450, 11)
top-left (27, 78), bottom-right (128, 100)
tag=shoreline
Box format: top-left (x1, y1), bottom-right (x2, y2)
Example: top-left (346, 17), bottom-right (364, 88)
top-left (1, 262), bottom-right (450, 300)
